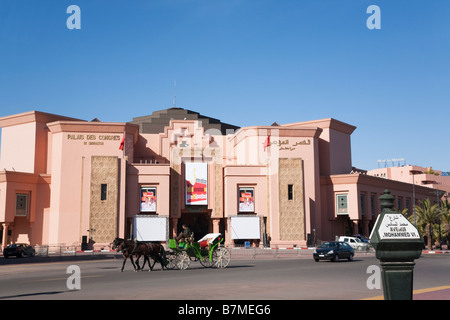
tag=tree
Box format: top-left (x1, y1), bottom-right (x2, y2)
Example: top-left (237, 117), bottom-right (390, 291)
top-left (439, 199), bottom-right (450, 247)
top-left (414, 199), bottom-right (441, 249)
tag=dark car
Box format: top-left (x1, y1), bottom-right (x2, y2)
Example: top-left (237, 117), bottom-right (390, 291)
top-left (352, 234), bottom-right (370, 243)
top-left (313, 241), bottom-right (354, 262)
top-left (3, 243), bottom-right (35, 258)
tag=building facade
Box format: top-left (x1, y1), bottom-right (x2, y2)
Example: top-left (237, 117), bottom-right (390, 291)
top-left (368, 165), bottom-right (450, 200)
top-left (0, 108), bottom-right (441, 249)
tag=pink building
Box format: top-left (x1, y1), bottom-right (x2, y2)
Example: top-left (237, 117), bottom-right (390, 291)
top-left (0, 108), bottom-right (441, 249)
top-left (368, 165), bottom-right (450, 200)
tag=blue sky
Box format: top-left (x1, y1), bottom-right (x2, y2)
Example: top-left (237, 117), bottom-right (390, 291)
top-left (0, 0), bottom-right (449, 172)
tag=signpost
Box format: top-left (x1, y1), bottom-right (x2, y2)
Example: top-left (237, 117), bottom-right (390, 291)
top-left (377, 214), bottom-right (421, 240)
top-left (370, 189), bottom-right (424, 300)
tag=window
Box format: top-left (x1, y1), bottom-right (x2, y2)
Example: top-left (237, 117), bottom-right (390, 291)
top-left (336, 194), bottom-right (348, 215)
top-left (370, 194), bottom-right (376, 216)
top-left (360, 193), bottom-right (366, 215)
top-left (101, 184), bottom-right (107, 200)
top-left (288, 184), bottom-right (294, 200)
top-left (15, 194), bottom-right (29, 216)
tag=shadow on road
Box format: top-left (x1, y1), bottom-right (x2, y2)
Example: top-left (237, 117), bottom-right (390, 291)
top-left (0, 290), bottom-right (78, 300)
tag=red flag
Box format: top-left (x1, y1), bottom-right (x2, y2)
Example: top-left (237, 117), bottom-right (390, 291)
top-left (263, 135), bottom-right (270, 151)
top-left (119, 134), bottom-right (125, 151)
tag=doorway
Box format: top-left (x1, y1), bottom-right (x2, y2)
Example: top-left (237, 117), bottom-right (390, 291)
top-left (179, 211), bottom-right (211, 241)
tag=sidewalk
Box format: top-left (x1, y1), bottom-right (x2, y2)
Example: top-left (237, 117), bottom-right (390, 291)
top-left (229, 247), bottom-right (375, 260)
top-left (2, 244), bottom-right (448, 260)
top-left (366, 286), bottom-right (450, 300)
top-left (413, 286), bottom-right (450, 300)
top-left (229, 246), bottom-right (450, 260)
top-left (422, 249), bottom-right (450, 254)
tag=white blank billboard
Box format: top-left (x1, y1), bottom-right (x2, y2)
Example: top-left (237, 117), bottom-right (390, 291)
top-left (230, 216), bottom-right (261, 239)
top-left (134, 216), bottom-right (168, 241)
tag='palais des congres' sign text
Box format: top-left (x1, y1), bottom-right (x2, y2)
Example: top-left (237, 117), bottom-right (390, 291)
top-left (66, 134), bottom-right (121, 146)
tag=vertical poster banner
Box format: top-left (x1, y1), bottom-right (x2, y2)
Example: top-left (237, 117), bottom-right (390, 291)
top-left (140, 187), bottom-right (156, 212)
top-left (238, 188), bottom-right (255, 212)
top-left (185, 162), bottom-right (208, 205)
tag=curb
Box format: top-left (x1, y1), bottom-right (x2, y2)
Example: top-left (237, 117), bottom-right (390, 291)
top-left (75, 250), bottom-right (116, 253)
top-left (422, 250), bottom-right (450, 254)
top-left (231, 247), bottom-right (314, 250)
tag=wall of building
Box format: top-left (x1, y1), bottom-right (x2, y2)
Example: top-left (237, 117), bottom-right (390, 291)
top-left (278, 158), bottom-right (305, 242)
top-left (1, 122), bottom-right (37, 173)
top-left (89, 156), bottom-right (119, 244)
top-left (319, 173), bottom-right (443, 241)
top-left (2, 109), bottom-right (445, 249)
top-left (368, 165), bottom-right (450, 199)
top-left (44, 121), bottom-right (137, 245)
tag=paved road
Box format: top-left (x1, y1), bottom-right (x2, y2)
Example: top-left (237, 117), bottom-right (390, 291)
top-left (0, 253), bottom-right (449, 301)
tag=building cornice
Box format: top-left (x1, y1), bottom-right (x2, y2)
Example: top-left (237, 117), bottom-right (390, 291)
top-left (0, 171), bottom-right (51, 184)
top-left (320, 173), bottom-right (445, 195)
top-left (0, 111), bottom-right (84, 128)
top-left (282, 118), bottom-right (357, 135)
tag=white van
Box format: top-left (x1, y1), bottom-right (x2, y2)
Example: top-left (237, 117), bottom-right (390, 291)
top-left (338, 236), bottom-right (366, 250)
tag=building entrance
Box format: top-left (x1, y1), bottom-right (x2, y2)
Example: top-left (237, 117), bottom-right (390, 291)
top-left (179, 210), bottom-right (211, 241)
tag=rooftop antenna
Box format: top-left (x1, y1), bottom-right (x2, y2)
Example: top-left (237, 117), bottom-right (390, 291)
top-left (377, 158), bottom-right (406, 168)
top-left (378, 160), bottom-right (387, 168)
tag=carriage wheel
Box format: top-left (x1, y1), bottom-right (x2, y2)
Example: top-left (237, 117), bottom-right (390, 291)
top-left (165, 253), bottom-right (177, 270)
top-left (211, 247), bottom-right (231, 268)
top-left (176, 251), bottom-right (190, 270)
top-left (199, 255), bottom-right (213, 268)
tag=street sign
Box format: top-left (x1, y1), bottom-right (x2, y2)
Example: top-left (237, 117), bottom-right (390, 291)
top-left (377, 214), bottom-right (420, 240)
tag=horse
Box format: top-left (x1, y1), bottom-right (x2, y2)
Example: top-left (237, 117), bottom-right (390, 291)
top-left (112, 237), bottom-right (140, 272)
top-left (135, 242), bottom-right (168, 272)
top-left (112, 238), bottom-right (167, 272)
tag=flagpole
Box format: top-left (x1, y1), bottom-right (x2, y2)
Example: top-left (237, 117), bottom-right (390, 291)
top-left (119, 131), bottom-right (126, 159)
top-left (119, 130), bottom-right (126, 240)
top-left (123, 131), bottom-right (126, 160)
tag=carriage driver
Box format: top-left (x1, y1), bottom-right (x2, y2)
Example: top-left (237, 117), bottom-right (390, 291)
top-left (176, 224), bottom-right (191, 242)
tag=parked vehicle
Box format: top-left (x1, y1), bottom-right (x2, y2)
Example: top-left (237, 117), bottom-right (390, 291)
top-left (352, 234), bottom-right (370, 243)
top-left (338, 236), bottom-right (366, 250)
top-left (3, 243), bottom-right (35, 258)
top-left (313, 241), bottom-right (354, 262)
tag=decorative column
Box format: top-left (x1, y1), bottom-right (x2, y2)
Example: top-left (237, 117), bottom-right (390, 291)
top-left (212, 218), bottom-right (220, 234)
top-left (352, 219), bottom-right (359, 235)
top-left (225, 217), bottom-right (231, 247)
top-left (171, 218), bottom-right (178, 238)
top-left (362, 219), bottom-right (370, 237)
top-left (28, 222), bottom-right (33, 244)
top-left (2, 223), bottom-right (9, 247)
